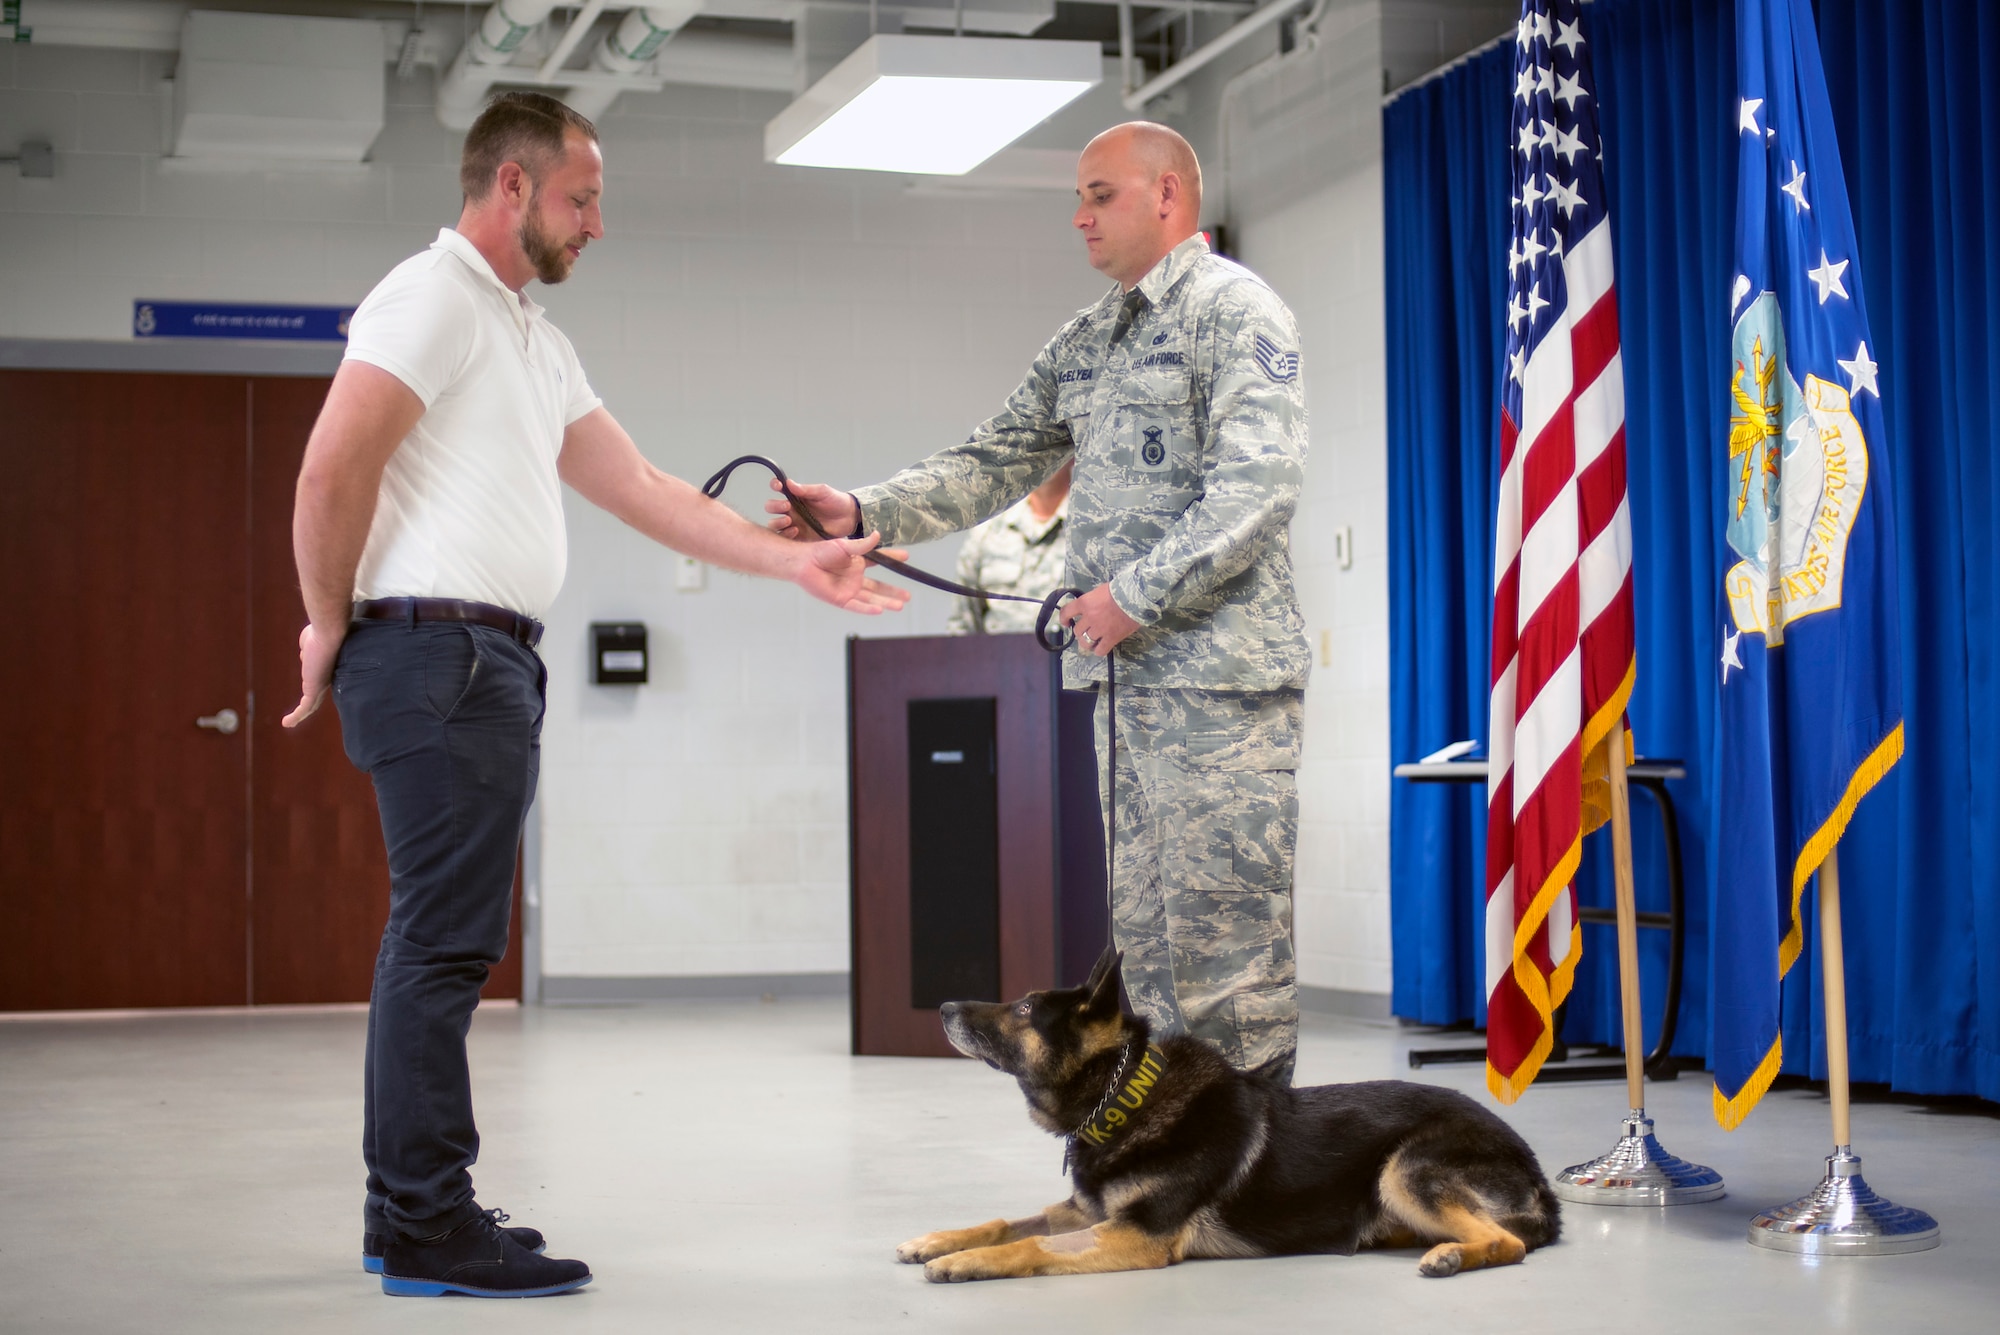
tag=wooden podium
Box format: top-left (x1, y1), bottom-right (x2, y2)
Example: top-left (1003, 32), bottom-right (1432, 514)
top-left (847, 633), bottom-right (1107, 1057)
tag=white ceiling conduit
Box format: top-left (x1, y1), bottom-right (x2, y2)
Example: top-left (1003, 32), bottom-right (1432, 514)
top-left (1120, 0), bottom-right (1311, 111)
top-left (564, 1), bottom-right (706, 119)
top-left (433, 2), bottom-right (796, 129)
top-left (437, 0), bottom-right (580, 128)
top-left (0, 0), bottom-right (796, 142)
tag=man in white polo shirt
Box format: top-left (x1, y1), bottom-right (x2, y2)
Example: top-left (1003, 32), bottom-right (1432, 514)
top-left (282, 92), bottom-right (905, 1299)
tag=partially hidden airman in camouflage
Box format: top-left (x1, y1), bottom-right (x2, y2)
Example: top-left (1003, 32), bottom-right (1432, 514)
top-left (772, 122), bottom-right (1310, 1084)
top-left (946, 459), bottom-right (1073, 635)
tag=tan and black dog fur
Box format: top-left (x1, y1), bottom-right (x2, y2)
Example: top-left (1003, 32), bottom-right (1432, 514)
top-left (900, 948), bottom-right (1560, 1283)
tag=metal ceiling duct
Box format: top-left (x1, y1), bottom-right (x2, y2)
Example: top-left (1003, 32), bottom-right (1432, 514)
top-left (171, 9), bottom-right (386, 163)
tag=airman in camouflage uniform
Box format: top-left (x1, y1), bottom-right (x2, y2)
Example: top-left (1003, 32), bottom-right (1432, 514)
top-left (945, 491), bottom-right (1070, 634)
top-left (778, 125), bottom-right (1309, 1082)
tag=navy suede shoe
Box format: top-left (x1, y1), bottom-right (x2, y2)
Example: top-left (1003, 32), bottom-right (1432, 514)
top-left (379, 1209), bottom-right (591, 1298)
top-left (363, 1208), bottom-right (545, 1274)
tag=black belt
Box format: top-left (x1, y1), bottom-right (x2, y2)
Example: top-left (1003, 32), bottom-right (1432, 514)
top-left (352, 597), bottom-right (545, 648)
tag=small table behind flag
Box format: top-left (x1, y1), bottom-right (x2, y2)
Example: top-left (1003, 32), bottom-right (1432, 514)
top-left (1391, 756), bottom-right (1690, 1081)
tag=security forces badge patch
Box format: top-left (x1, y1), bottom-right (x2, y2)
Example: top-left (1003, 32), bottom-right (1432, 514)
top-left (1125, 412), bottom-right (1176, 473)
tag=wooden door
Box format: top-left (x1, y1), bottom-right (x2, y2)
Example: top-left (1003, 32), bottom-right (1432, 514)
top-left (0, 370), bottom-right (520, 1010)
top-left (245, 375), bottom-right (387, 1004)
top-left (0, 371), bottom-right (252, 1008)
top-left (247, 376), bottom-right (519, 1003)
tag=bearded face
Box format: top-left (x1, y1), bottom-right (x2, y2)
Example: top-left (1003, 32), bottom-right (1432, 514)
top-left (517, 180), bottom-right (583, 284)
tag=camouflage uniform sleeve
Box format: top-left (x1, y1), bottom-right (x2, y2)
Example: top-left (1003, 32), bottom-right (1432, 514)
top-left (945, 524), bottom-right (983, 634)
top-left (1106, 289), bottom-right (1305, 626)
top-left (849, 331), bottom-right (1076, 548)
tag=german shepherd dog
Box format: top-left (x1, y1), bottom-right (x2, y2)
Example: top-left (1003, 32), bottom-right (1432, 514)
top-left (900, 949), bottom-right (1560, 1283)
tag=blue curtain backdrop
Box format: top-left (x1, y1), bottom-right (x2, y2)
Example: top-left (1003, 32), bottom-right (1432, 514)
top-left (1384, 0), bottom-right (2000, 1100)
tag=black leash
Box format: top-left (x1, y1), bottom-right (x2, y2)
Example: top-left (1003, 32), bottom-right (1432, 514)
top-left (702, 454), bottom-right (1117, 948)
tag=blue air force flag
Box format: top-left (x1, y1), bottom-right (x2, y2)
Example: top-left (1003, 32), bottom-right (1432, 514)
top-left (1711, 0), bottom-right (1903, 1130)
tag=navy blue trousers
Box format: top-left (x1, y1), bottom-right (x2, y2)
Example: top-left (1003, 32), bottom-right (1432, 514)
top-left (333, 618), bottom-right (544, 1239)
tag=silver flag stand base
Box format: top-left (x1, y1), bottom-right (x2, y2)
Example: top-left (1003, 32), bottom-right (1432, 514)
top-left (1553, 1110), bottom-right (1725, 1205)
top-left (1747, 1147), bottom-right (1940, 1254)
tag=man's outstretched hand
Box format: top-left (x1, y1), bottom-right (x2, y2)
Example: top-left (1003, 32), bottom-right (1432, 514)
top-left (792, 530), bottom-right (911, 614)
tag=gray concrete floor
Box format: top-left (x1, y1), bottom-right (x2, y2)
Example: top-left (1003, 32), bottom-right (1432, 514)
top-left (2, 999), bottom-right (1995, 1334)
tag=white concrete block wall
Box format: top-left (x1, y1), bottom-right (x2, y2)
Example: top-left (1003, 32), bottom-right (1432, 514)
top-left (1169, 0), bottom-right (1511, 999)
top-left (3, 9), bottom-right (1511, 996)
top-left (0, 44), bottom-right (1107, 983)
top-left (1179, 8), bottom-right (1397, 998)
top-left (536, 82), bottom-right (1106, 977)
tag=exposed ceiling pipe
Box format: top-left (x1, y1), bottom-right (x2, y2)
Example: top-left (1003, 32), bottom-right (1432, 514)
top-left (651, 29), bottom-right (795, 92)
top-left (4, 1), bottom-right (187, 50)
top-left (1116, 1), bottom-right (1135, 98)
top-left (1122, 0), bottom-right (1310, 111)
top-left (594, 1), bottom-right (707, 74)
top-left (537, 0), bottom-right (614, 80)
top-left (566, 0), bottom-right (706, 119)
top-left (437, 0), bottom-right (569, 128)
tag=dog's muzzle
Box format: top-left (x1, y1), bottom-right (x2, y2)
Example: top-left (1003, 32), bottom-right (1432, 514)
top-left (939, 1003), bottom-right (1004, 1070)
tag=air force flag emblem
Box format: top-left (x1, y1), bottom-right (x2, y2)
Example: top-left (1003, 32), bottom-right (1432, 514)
top-left (1253, 332), bottom-right (1300, 383)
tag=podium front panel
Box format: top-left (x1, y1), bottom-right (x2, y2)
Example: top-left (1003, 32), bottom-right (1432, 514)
top-left (849, 634), bottom-right (1086, 1058)
top-left (906, 697), bottom-right (1000, 1009)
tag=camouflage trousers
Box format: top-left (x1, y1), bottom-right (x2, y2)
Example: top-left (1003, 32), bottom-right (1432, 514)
top-left (1094, 684), bottom-right (1303, 1085)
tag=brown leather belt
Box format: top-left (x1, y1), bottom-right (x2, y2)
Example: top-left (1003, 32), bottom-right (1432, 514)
top-left (352, 597), bottom-right (544, 648)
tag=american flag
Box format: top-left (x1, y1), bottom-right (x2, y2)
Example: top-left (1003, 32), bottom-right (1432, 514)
top-left (1486, 0), bottom-right (1635, 1103)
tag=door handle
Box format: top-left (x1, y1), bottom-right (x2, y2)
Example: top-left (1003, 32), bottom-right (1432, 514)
top-left (196, 708), bottom-right (240, 735)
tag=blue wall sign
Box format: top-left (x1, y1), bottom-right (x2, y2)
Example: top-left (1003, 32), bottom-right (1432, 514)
top-left (133, 301), bottom-right (355, 342)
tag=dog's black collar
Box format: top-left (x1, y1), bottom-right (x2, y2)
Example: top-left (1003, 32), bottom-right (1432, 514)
top-left (1062, 1041), bottom-right (1167, 1175)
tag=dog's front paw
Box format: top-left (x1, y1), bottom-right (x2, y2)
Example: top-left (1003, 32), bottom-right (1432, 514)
top-left (898, 1220), bottom-right (1010, 1263)
top-left (898, 1232), bottom-right (959, 1264)
top-left (924, 1250), bottom-right (1001, 1283)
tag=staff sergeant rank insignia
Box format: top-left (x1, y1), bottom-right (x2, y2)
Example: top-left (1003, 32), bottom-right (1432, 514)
top-left (1253, 332), bottom-right (1300, 382)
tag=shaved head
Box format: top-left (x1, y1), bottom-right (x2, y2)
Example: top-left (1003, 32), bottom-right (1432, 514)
top-left (1088, 122), bottom-right (1204, 219)
top-left (1073, 122), bottom-right (1206, 288)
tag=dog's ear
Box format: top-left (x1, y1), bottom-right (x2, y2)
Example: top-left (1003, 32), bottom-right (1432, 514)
top-left (1084, 944), bottom-right (1119, 990)
top-left (1084, 948), bottom-right (1123, 1014)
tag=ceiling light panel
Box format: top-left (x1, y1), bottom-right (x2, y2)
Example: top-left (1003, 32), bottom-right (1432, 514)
top-left (766, 35), bottom-right (1103, 177)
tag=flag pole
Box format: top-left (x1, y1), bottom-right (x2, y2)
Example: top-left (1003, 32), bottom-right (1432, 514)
top-left (1608, 738), bottom-right (1647, 1112)
top-left (1747, 848), bottom-right (1939, 1252)
top-left (1819, 850), bottom-right (1853, 1150)
top-left (1552, 733), bottom-right (1724, 1206)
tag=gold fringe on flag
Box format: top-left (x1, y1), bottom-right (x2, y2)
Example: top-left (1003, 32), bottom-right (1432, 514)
top-left (1710, 721), bottom-right (1905, 1129)
top-left (1488, 658), bottom-right (1636, 1104)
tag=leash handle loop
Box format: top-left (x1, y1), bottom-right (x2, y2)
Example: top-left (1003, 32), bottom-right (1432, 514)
top-left (706, 453), bottom-right (1075, 633)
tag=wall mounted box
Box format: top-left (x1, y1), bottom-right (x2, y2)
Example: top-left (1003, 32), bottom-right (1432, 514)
top-left (590, 622), bottom-right (648, 685)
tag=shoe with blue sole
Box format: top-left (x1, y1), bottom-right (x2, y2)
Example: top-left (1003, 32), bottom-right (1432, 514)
top-left (378, 1207), bottom-right (591, 1298)
top-left (380, 1273), bottom-right (591, 1298)
top-left (363, 1209), bottom-right (545, 1274)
